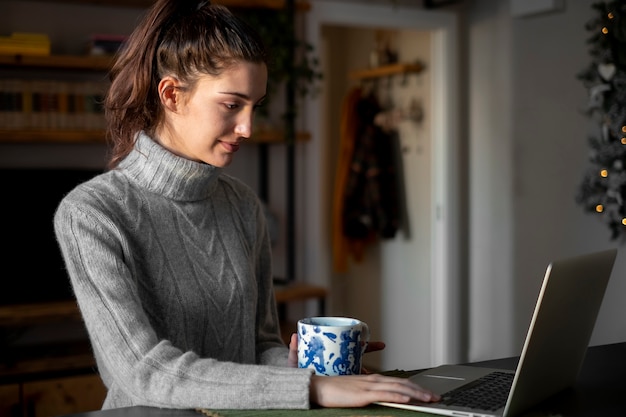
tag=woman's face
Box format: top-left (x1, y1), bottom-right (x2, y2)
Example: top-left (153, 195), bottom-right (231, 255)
top-left (156, 61), bottom-right (267, 167)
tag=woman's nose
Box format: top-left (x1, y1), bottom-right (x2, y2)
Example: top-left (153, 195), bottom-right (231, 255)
top-left (234, 111), bottom-right (254, 138)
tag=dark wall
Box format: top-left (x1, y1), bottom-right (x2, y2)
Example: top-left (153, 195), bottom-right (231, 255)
top-left (0, 167), bottom-right (102, 306)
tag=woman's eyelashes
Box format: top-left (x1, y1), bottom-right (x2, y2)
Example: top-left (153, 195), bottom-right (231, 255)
top-left (224, 102), bottom-right (239, 110)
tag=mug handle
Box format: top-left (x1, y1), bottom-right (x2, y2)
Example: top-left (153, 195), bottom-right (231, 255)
top-left (360, 321), bottom-right (370, 354)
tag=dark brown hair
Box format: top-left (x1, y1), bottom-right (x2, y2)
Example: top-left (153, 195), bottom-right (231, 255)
top-left (104, 0), bottom-right (268, 169)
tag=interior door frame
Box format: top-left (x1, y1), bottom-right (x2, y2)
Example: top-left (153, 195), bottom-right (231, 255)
top-left (301, 0), bottom-right (463, 365)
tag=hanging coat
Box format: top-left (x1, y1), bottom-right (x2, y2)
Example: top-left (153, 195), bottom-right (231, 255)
top-left (332, 88), bottom-right (401, 273)
top-left (332, 86), bottom-right (363, 273)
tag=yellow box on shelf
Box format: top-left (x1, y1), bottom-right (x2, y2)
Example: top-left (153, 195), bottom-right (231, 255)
top-left (0, 32), bottom-right (51, 56)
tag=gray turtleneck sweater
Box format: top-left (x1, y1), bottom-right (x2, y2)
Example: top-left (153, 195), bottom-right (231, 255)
top-left (53, 132), bottom-right (313, 410)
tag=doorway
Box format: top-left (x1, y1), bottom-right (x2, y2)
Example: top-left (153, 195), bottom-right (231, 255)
top-left (301, 0), bottom-right (462, 370)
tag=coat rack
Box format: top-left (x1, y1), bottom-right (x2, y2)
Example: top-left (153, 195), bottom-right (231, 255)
top-left (349, 62), bottom-right (424, 81)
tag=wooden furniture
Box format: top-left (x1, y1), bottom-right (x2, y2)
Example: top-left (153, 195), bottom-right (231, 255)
top-left (0, 374), bottom-right (107, 417)
top-left (0, 301), bottom-right (105, 417)
top-left (0, 54), bottom-right (307, 145)
top-left (274, 283), bottom-right (328, 344)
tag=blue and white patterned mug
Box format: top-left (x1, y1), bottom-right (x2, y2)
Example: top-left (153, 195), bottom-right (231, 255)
top-left (297, 316), bottom-right (370, 376)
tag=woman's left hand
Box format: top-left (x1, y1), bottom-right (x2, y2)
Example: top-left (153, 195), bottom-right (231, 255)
top-left (288, 333), bottom-right (298, 367)
top-left (287, 333), bottom-right (386, 372)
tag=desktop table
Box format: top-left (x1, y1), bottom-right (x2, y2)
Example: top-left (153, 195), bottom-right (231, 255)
top-left (62, 342), bottom-right (626, 417)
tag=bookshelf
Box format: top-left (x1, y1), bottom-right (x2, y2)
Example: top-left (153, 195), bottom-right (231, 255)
top-left (0, 129), bottom-right (105, 143)
top-left (0, 54), bottom-right (111, 70)
top-left (0, 54), bottom-right (310, 144)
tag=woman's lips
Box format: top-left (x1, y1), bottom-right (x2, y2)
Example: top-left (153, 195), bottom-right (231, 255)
top-left (221, 141), bottom-right (240, 153)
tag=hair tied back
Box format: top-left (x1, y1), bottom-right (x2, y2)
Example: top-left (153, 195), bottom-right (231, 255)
top-left (197, 0), bottom-right (211, 10)
top-left (178, 0), bottom-right (210, 13)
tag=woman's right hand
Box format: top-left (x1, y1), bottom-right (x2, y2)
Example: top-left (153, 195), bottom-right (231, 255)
top-left (309, 373), bottom-right (440, 408)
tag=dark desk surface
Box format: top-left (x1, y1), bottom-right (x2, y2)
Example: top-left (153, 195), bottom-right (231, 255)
top-left (62, 342), bottom-right (626, 417)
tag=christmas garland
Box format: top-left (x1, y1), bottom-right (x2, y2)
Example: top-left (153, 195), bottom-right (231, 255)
top-left (577, 1), bottom-right (626, 239)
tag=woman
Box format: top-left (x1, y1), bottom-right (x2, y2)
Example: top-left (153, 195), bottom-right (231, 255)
top-left (54, 0), bottom-right (439, 410)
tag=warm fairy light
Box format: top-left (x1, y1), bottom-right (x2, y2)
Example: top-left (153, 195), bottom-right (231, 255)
top-left (602, 26), bottom-right (609, 34)
top-left (622, 126), bottom-right (626, 133)
top-left (621, 137), bottom-right (626, 144)
top-left (600, 169), bottom-right (608, 177)
top-left (596, 204), bottom-right (604, 213)
top-left (608, 12), bottom-right (614, 19)
top-left (622, 218), bottom-right (626, 226)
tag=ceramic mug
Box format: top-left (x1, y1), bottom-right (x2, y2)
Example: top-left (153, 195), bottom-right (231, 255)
top-left (297, 316), bottom-right (370, 376)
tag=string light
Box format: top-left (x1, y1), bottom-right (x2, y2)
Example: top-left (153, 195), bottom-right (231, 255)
top-left (577, 1), bottom-right (626, 240)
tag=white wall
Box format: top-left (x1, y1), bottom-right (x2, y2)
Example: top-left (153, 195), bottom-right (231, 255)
top-left (467, 0), bottom-right (516, 362)
top-left (468, 0), bottom-right (626, 362)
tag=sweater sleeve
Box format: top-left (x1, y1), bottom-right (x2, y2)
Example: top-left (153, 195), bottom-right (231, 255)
top-left (53, 190), bottom-right (313, 410)
top-left (252, 198), bottom-right (291, 366)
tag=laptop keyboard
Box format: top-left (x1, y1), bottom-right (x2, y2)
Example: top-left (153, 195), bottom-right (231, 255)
top-left (439, 371), bottom-right (514, 412)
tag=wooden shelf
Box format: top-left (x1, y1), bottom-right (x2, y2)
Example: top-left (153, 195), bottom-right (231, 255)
top-left (0, 286), bottom-right (328, 327)
top-left (0, 301), bottom-right (82, 327)
top-left (349, 62), bottom-right (424, 80)
top-left (252, 130), bottom-right (311, 144)
top-left (0, 129), bottom-right (310, 144)
top-left (0, 301), bottom-right (94, 383)
top-left (0, 284), bottom-right (328, 362)
top-left (0, 54), bottom-right (113, 71)
top-left (0, 341), bottom-right (96, 383)
top-left (274, 282), bottom-right (328, 345)
top-left (31, 0), bottom-right (311, 11)
top-left (219, 0), bottom-right (311, 10)
top-left (0, 130), bottom-right (106, 144)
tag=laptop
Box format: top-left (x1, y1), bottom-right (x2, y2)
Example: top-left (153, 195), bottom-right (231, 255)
top-left (377, 248), bottom-right (617, 417)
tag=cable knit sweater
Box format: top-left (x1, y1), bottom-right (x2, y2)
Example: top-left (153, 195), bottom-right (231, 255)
top-left (53, 132), bottom-right (313, 410)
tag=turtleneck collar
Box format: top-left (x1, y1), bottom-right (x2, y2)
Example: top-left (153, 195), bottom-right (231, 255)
top-left (118, 131), bottom-right (221, 202)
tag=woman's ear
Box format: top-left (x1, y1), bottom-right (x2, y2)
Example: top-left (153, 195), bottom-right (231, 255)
top-left (158, 76), bottom-right (181, 112)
